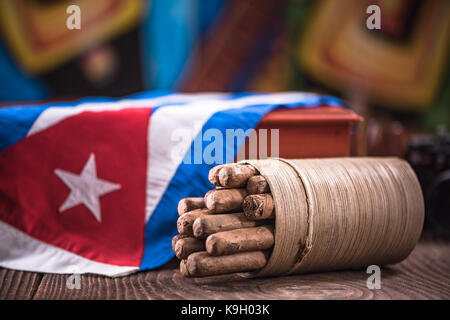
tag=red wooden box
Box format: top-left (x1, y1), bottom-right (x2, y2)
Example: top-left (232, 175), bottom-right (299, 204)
top-left (242, 106), bottom-right (362, 159)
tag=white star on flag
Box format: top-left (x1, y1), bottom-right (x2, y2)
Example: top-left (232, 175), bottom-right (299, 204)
top-left (54, 153), bottom-right (121, 222)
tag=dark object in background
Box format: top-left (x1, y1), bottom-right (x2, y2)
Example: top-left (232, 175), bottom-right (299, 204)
top-left (366, 119), bottom-right (408, 157)
top-left (41, 28), bottom-right (144, 98)
top-left (406, 128), bottom-right (450, 237)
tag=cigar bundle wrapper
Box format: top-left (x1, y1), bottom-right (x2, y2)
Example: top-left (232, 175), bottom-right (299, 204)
top-left (176, 157), bottom-right (425, 278)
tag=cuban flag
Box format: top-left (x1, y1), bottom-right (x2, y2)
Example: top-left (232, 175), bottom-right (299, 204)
top-left (0, 91), bottom-right (345, 276)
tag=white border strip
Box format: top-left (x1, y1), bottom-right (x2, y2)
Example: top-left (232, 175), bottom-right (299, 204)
top-left (0, 221), bottom-right (138, 277)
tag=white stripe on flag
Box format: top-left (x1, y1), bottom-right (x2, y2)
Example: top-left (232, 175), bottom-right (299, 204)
top-left (0, 221), bottom-right (138, 277)
top-left (27, 93), bottom-right (228, 136)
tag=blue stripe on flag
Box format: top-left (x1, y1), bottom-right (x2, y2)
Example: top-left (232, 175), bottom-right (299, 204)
top-left (0, 106), bottom-right (48, 151)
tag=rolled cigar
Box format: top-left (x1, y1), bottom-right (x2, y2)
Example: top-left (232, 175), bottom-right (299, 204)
top-left (177, 209), bottom-right (212, 235)
top-left (246, 175), bottom-right (270, 194)
top-left (180, 259), bottom-right (190, 277)
top-left (208, 164), bottom-right (229, 187)
top-left (243, 194), bottom-right (275, 220)
top-left (193, 213), bottom-right (264, 238)
top-left (204, 188), bottom-right (247, 213)
top-left (172, 234), bottom-right (189, 253)
top-left (218, 164), bottom-right (257, 188)
top-left (174, 237), bottom-right (205, 259)
top-left (206, 226), bottom-right (275, 256)
top-left (185, 251), bottom-right (268, 277)
top-left (177, 197), bottom-right (205, 216)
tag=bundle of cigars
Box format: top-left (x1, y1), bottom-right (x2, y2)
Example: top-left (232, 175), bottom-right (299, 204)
top-left (173, 163), bottom-right (274, 277)
top-left (173, 158), bottom-right (425, 279)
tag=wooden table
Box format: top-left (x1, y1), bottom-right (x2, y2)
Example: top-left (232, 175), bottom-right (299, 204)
top-left (1, 234), bottom-right (449, 300)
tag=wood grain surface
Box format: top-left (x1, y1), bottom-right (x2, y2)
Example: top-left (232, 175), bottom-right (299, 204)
top-left (1, 235), bottom-right (449, 300)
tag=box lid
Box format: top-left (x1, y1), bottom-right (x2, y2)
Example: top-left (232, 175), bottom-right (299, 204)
top-left (260, 106), bottom-right (362, 126)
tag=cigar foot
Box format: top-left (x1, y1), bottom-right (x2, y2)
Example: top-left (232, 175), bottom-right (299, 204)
top-left (208, 164), bottom-right (232, 187)
top-left (174, 237), bottom-right (206, 259)
top-left (178, 197), bottom-right (205, 216)
top-left (172, 234), bottom-right (189, 253)
top-left (218, 165), bottom-right (257, 188)
top-left (246, 175), bottom-right (270, 194)
top-left (177, 209), bottom-right (212, 235)
top-left (185, 251), bottom-right (268, 277)
top-left (206, 226), bottom-right (275, 256)
top-left (204, 189), bottom-right (247, 213)
top-left (180, 259), bottom-right (190, 277)
top-left (193, 213), bottom-right (263, 238)
top-left (243, 194), bottom-right (275, 220)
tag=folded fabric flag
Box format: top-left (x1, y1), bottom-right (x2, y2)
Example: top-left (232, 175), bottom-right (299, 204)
top-left (0, 91), bottom-right (345, 276)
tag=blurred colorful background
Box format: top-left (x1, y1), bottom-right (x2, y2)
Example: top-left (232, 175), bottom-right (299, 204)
top-left (0, 0), bottom-right (449, 235)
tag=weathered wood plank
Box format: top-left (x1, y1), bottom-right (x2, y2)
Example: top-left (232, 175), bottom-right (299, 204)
top-left (0, 269), bottom-right (43, 300)
top-left (30, 238), bottom-right (449, 300)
